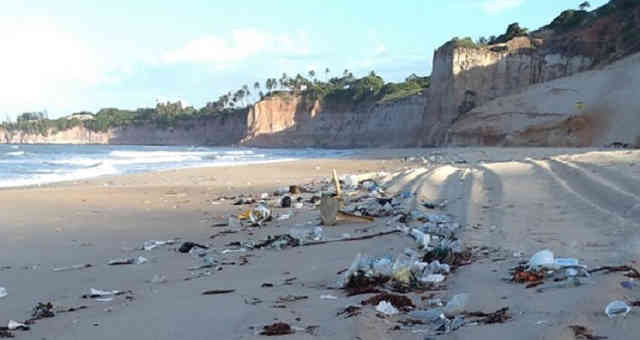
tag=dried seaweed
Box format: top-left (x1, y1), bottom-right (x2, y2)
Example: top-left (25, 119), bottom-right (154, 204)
top-left (260, 322), bottom-right (293, 336)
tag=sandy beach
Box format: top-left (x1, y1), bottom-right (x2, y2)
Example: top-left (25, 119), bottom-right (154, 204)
top-left (1, 147), bottom-right (639, 340)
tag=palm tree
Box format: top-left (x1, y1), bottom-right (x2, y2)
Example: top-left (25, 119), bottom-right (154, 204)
top-left (325, 67), bottom-right (330, 82)
top-left (579, 1), bottom-right (590, 10)
top-left (343, 69), bottom-right (349, 78)
top-left (308, 70), bottom-right (315, 82)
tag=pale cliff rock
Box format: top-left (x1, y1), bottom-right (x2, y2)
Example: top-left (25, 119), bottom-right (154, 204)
top-left (0, 114), bottom-right (246, 145)
top-left (424, 37), bottom-right (594, 145)
top-left (244, 93), bottom-right (425, 148)
top-left (448, 52), bottom-right (640, 146)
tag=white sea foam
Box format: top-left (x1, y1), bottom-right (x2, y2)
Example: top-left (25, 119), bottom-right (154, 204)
top-left (0, 163), bottom-right (119, 188)
top-left (5, 151), bottom-right (25, 156)
top-left (0, 146), bottom-right (348, 188)
top-left (47, 158), bottom-right (103, 167)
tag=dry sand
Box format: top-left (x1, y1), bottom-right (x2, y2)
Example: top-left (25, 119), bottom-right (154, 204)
top-left (1, 147), bottom-right (639, 339)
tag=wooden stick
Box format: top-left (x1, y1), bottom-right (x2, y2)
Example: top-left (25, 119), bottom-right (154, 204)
top-left (332, 169), bottom-right (341, 197)
top-left (336, 211), bottom-right (375, 223)
top-left (299, 229), bottom-right (400, 247)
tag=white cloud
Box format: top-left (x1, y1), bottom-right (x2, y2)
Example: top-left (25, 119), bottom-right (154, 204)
top-left (162, 29), bottom-right (310, 66)
top-left (480, 0), bottom-right (525, 14)
top-left (0, 17), bottom-right (118, 116)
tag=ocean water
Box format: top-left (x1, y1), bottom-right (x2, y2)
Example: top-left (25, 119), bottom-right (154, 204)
top-left (0, 144), bottom-right (350, 188)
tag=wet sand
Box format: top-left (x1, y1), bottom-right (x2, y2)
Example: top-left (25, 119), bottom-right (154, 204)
top-left (1, 147), bottom-right (639, 339)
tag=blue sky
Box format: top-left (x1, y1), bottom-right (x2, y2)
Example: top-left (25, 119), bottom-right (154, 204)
top-left (0, 0), bottom-right (607, 119)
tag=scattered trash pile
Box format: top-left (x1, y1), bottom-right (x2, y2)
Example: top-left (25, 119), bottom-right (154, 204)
top-left (326, 172), bottom-right (490, 335)
top-left (508, 249), bottom-right (589, 290)
top-left (509, 249), bottom-right (640, 323)
top-left (0, 302), bottom-right (87, 338)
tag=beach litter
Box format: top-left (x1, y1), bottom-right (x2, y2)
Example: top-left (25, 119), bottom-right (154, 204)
top-left (604, 300), bottom-right (631, 318)
top-left (280, 196), bottom-right (292, 208)
top-left (337, 305), bottom-right (361, 318)
top-left (249, 205), bottom-right (272, 226)
top-left (30, 302), bottom-right (55, 320)
top-left (363, 293), bottom-right (414, 311)
top-left (260, 322), bottom-right (293, 336)
top-left (376, 301), bottom-right (400, 315)
top-left (569, 325), bottom-right (608, 340)
top-left (6, 321), bottom-right (28, 331)
top-left (0, 287), bottom-right (7, 298)
top-left (82, 288), bottom-right (122, 299)
top-left (510, 250), bottom-right (588, 289)
top-left (320, 294), bottom-right (338, 300)
top-left (107, 256), bottom-right (148, 265)
top-left (202, 289), bottom-right (235, 295)
top-left (178, 242), bottom-right (208, 253)
top-left (142, 239), bottom-right (175, 251)
top-left (53, 264), bottom-right (92, 272)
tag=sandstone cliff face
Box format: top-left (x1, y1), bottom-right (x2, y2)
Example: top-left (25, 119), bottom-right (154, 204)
top-left (0, 114), bottom-right (246, 145)
top-left (244, 94), bottom-right (425, 148)
top-left (424, 37), bottom-right (594, 145)
top-left (0, 94), bottom-right (424, 148)
top-left (448, 52), bottom-right (640, 146)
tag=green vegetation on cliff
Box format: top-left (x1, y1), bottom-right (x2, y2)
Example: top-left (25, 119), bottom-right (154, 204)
top-left (1, 70), bottom-right (429, 136)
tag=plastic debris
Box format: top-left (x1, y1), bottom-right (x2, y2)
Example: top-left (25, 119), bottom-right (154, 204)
top-left (249, 205), bottom-right (271, 226)
top-left (553, 258), bottom-right (579, 268)
top-left (7, 320), bottom-right (28, 330)
top-left (605, 300), bottom-right (631, 318)
top-left (528, 249), bottom-right (554, 269)
top-left (0, 287), bottom-right (7, 298)
top-left (409, 309), bottom-right (446, 323)
top-left (53, 264), bottom-right (92, 272)
top-left (87, 288), bottom-right (119, 298)
top-left (107, 256), bottom-right (147, 265)
top-left (281, 196), bottom-right (292, 208)
top-left (178, 242), bottom-right (208, 253)
top-left (277, 213), bottom-right (291, 221)
top-left (320, 294), bottom-right (338, 300)
top-left (420, 274), bottom-right (446, 284)
top-left (143, 240), bottom-right (174, 251)
top-left (621, 281), bottom-right (636, 290)
top-left (444, 293), bottom-right (470, 317)
top-left (260, 192), bottom-right (269, 199)
top-left (410, 228), bottom-right (431, 248)
top-left (202, 289), bottom-right (235, 295)
top-left (375, 301), bottom-right (399, 315)
top-left (293, 202), bottom-right (304, 209)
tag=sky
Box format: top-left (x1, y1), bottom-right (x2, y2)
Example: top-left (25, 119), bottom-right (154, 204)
top-left (0, 0), bottom-right (608, 119)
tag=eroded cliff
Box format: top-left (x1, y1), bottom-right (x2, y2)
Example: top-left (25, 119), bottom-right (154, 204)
top-left (0, 114), bottom-right (246, 145)
top-left (448, 52), bottom-right (640, 147)
top-left (244, 94), bottom-right (425, 148)
top-left (423, 37), bottom-right (594, 145)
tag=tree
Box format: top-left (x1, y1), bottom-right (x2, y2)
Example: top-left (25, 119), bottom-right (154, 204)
top-left (477, 36), bottom-right (488, 45)
top-left (579, 1), bottom-right (591, 10)
top-left (308, 70), bottom-right (315, 82)
top-left (325, 67), bottom-right (330, 81)
top-left (242, 84), bottom-right (251, 105)
top-left (280, 73), bottom-right (289, 90)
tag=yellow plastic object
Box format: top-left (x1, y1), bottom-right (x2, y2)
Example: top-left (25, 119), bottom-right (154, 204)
top-left (237, 209), bottom-right (251, 220)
